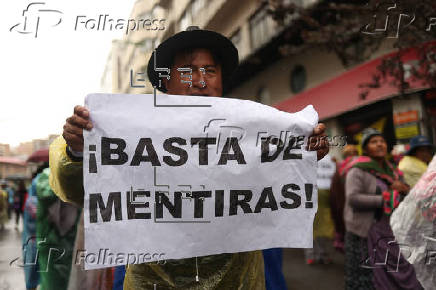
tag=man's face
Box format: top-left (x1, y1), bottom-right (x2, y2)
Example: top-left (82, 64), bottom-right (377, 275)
top-left (164, 48), bottom-right (223, 97)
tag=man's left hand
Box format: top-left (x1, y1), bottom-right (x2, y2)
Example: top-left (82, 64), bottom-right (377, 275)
top-left (307, 123), bottom-right (329, 161)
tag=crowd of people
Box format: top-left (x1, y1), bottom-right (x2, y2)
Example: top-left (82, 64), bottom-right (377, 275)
top-left (327, 132), bottom-right (435, 289)
top-left (1, 163), bottom-right (82, 290)
top-left (0, 180), bottom-right (26, 231)
top-left (1, 130), bottom-right (434, 290)
top-left (1, 26), bottom-right (435, 290)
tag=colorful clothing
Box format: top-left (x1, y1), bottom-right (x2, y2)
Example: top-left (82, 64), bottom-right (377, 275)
top-left (0, 189), bottom-right (8, 227)
top-left (398, 155), bottom-right (428, 188)
top-left (22, 176), bottom-right (40, 289)
top-left (344, 156), bottom-right (422, 290)
top-left (344, 156), bottom-right (403, 215)
top-left (37, 168), bottom-right (81, 290)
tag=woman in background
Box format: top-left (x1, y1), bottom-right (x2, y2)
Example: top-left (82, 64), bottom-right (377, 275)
top-left (343, 128), bottom-right (421, 289)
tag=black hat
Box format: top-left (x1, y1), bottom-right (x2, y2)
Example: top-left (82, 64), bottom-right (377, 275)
top-left (147, 26), bottom-right (239, 92)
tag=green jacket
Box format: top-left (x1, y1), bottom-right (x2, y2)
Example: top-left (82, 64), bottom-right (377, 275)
top-left (37, 167), bottom-right (80, 290)
top-left (49, 136), bottom-right (265, 290)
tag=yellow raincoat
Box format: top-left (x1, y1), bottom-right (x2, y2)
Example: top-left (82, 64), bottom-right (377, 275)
top-left (398, 156), bottom-right (428, 188)
top-left (0, 189), bottom-right (8, 226)
top-left (49, 136), bottom-right (265, 290)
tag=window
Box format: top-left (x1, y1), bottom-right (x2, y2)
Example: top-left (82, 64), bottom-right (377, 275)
top-left (139, 39), bottom-right (154, 53)
top-left (192, 0), bottom-right (205, 16)
top-left (290, 65), bottom-right (306, 93)
top-left (249, 6), bottom-right (273, 50)
top-left (283, 0), bottom-right (304, 6)
top-left (255, 87), bottom-right (271, 105)
top-left (231, 29), bottom-right (241, 45)
top-left (179, 0), bottom-right (205, 31)
top-left (117, 56), bottom-right (121, 90)
top-left (137, 11), bottom-right (152, 20)
top-left (180, 10), bottom-right (191, 31)
top-left (230, 29), bottom-right (242, 58)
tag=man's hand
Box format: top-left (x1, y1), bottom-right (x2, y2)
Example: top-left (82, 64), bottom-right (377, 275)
top-left (62, 105), bottom-right (93, 152)
top-left (390, 180), bottom-right (410, 195)
top-left (307, 123), bottom-right (329, 161)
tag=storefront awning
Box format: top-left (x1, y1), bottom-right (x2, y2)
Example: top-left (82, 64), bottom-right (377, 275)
top-left (274, 44), bottom-right (433, 120)
top-left (0, 156), bottom-right (26, 166)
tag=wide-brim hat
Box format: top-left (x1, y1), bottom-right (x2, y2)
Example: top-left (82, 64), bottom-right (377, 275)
top-left (147, 26), bottom-right (239, 93)
top-left (405, 135), bottom-right (434, 155)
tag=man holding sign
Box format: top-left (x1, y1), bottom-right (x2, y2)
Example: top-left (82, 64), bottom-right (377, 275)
top-left (50, 26), bottom-right (329, 290)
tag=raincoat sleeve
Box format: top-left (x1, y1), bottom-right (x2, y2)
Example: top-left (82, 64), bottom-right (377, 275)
top-left (49, 136), bottom-right (84, 207)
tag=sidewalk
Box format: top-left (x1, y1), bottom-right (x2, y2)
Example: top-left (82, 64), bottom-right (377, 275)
top-left (0, 218), bottom-right (26, 290)
top-left (283, 244), bottom-right (345, 289)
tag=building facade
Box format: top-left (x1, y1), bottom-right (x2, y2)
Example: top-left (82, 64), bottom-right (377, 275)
top-left (107, 0), bottom-right (435, 160)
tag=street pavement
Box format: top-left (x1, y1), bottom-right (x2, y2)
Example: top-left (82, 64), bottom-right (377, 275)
top-left (283, 245), bottom-right (345, 290)
top-left (1, 216), bottom-right (344, 290)
top-left (0, 218), bottom-right (26, 290)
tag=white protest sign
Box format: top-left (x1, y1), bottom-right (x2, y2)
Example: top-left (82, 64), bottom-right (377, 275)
top-left (82, 93), bottom-right (318, 270)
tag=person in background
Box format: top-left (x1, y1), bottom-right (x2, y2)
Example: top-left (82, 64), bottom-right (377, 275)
top-left (329, 145), bottom-right (358, 253)
top-left (390, 144), bottom-right (406, 166)
top-left (22, 164), bottom-right (47, 290)
top-left (14, 181), bottom-right (26, 229)
top-left (305, 154), bottom-right (336, 264)
top-left (36, 167), bottom-right (81, 290)
top-left (0, 182), bottom-right (8, 231)
top-left (343, 128), bottom-right (422, 289)
top-left (6, 183), bottom-right (14, 219)
top-left (399, 135), bottom-right (434, 188)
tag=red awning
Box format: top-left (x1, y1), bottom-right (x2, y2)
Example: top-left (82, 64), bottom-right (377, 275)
top-left (0, 156), bottom-right (27, 166)
top-left (274, 44), bottom-right (433, 120)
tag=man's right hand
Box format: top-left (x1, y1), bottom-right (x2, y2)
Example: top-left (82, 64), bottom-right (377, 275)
top-left (62, 105), bottom-right (93, 152)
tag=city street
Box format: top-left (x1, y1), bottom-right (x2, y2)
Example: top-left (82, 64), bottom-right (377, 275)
top-left (0, 215), bottom-right (344, 290)
top-left (283, 247), bottom-right (345, 289)
top-left (0, 219), bottom-right (25, 290)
